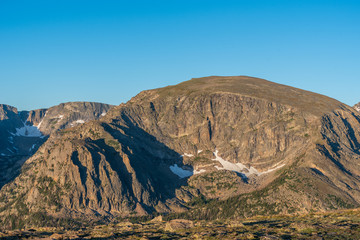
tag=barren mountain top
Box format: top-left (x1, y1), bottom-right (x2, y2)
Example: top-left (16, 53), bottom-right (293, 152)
top-left (132, 76), bottom-right (345, 116)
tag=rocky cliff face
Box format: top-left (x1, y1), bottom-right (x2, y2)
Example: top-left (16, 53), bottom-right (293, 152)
top-left (1, 76), bottom-right (360, 229)
top-left (27, 102), bottom-right (112, 135)
top-left (0, 102), bottom-right (113, 189)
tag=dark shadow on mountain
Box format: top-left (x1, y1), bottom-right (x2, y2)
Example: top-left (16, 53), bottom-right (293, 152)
top-left (310, 167), bottom-right (325, 176)
top-left (0, 116), bottom-right (23, 152)
top-left (321, 115), bottom-right (341, 157)
top-left (71, 151), bottom-right (88, 192)
top-left (80, 112), bottom-right (193, 213)
top-left (340, 117), bottom-right (360, 153)
top-left (316, 144), bottom-right (353, 176)
top-left (0, 115), bottom-right (48, 190)
top-left (235, 172), bottom-right (248, 183)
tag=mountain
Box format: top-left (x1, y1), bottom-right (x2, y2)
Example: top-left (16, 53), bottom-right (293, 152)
top-left (0, 102), bottom-right (113, 189)
top-left (1, 76), bottom-right (360, 229)
top-left (354, 102), bottom-right (360, 112)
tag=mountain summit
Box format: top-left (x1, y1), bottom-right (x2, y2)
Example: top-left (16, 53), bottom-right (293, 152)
top-left (1, 76), bottom-right (360, 229)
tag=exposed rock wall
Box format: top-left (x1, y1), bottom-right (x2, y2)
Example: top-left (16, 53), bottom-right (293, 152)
top-left (1, 76), bottom-right (360, 229)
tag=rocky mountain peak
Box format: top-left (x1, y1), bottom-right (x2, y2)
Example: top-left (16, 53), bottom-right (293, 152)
top-left (0, 104), bottom-right (18, 121)
top-left (1, 77), bottom-right (360, 229)
top-left (0, 101), bottom-right (114, 190)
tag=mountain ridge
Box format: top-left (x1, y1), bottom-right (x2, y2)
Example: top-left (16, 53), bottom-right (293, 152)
top-left (0, 101), bottom-right (114, 190)
top-left (138, 76), bottom-right (345, 116)
top-left (1, 76), bottom-right (360, 229)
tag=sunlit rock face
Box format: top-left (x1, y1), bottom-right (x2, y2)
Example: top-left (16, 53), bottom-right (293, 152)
top-left (2, 76), bottom-right (360, 229)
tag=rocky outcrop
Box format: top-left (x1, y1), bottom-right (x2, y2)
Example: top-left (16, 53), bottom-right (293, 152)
top-left (1, 76), bottom-right (360, 229)
top-left (165, 219), bottom-right (194, 231)
top-left (0, 104), bottom-right (19, 121)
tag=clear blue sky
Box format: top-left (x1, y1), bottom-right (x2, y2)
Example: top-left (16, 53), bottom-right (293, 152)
top-left (1, 0), bottom-right (359, 110)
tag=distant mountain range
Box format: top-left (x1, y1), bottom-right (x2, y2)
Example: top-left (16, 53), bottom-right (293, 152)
top-left (0, 102), bottom-right (113, 189)
top-left (1, 76), bottom-right (360, 229)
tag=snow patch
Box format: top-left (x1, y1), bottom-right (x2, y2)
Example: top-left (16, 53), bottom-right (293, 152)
top-left (30, 144), bottom-right (36, 151)
top-left (193, 169), bottom-right (206, 175)
top-left (355, 106), bottom-right (360, 112)
top-left (14, 113), bottom-right (43, 137)
top-left (57, 115), bottom-right (64, 119)
top-left (14, 124), bottom-right (42, 137)
top-left (101, 112), bottom-right (106, 116)
top-left (258, 163), bottom-right (286, 175)
top-left (181, 153), bottom-right (194, 157)
top-left (71, 119), bottom-right (86, 126)
top-left (197, 150), bottom-right (203, 154)
top-left (36, 112), bottom-right (47, 128)
top-left (170, 164), bottom-right (193, 178)
top-left (170, 164), bottom-right (206, 178)
top-left (212, 150), bottom-right (285, 176)
top-left (6, 148), bottom-right (14, 153)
